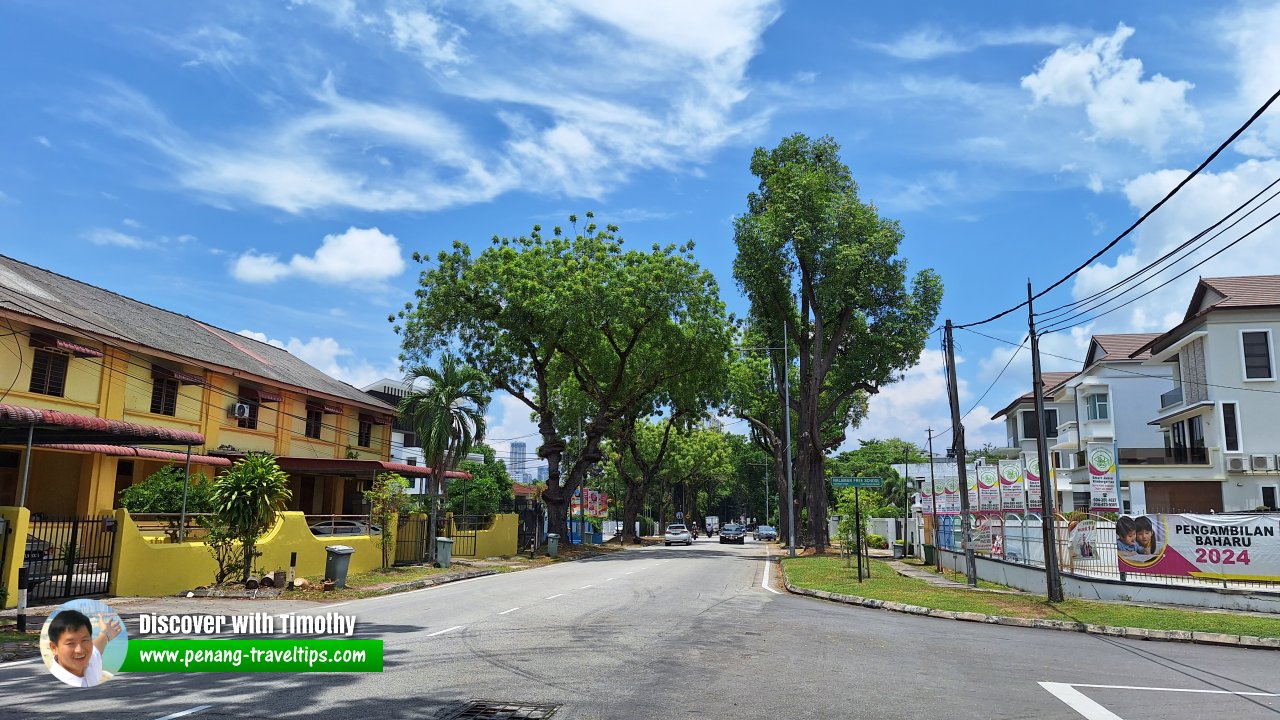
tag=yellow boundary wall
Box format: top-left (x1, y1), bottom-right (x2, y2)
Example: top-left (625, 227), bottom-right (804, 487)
top-left (109, 510), bottom-right (396, 597)
top-left (1, 506), bottom-right (31, 609)
top-left (459, 513), bottom-right (518, 558)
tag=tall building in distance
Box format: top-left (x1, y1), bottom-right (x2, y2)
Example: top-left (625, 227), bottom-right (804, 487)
top-left (536, 466), bottom-right (549, 482)
top-left (511, 441), bottom-right (527, 482)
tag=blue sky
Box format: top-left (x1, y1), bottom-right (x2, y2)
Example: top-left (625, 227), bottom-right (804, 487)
top-left (3, 1), bottom-right (1279, 466)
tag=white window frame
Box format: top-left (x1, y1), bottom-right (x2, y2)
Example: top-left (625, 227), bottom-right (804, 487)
top-left (1085, 392), bottom-right (1109, 421)
top-left (1239, 328), bottom-right (1275, 382)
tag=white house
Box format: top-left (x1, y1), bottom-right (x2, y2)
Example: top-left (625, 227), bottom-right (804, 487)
top-left (991, 371), bottom-right (1078, 510)
top-left (362, 378), bottom-right (427, 494)
top-left (1048, 333), bottom-right (1173, 514)
top-left (1135, 276), bottom-right (1280, 512)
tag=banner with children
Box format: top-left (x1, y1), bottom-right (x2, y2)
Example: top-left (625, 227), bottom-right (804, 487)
top-left (1022, 453), bottom-right (1043, 512)
top-left (1116, 514), bottom-right (1280, 581)
top-left (998, 460), bottom-right (1024, 512)
top-left (976, 465), bottom-right (1001, 513)
top-left (1087, 442), bottom-right (1120, 512)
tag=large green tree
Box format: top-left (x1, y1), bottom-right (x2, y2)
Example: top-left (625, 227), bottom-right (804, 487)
top-left (733, 133), bottom-right (943, 552)
top-left (399, 352), bottom-right (491, 561)
top-left (395, 214), bottom-right (734, 540)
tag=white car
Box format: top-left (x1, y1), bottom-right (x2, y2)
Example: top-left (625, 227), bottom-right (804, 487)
top-left (664, 524), bottom-right (692, 546)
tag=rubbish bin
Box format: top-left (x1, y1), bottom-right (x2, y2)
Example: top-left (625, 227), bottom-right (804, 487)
top-left (434, 537), bottom-right (454, 569)
top-left (923, 544), bottom-right (936, 565)
top-left (547, 533), bottom-right (560, 558)
top-left (324, 545), bottom-right (355, 588)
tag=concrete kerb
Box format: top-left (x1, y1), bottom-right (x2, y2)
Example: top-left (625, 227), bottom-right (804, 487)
top-left (779, 568), bottom-right (1279, 651)
top-left (370, 569), bottom-right (497, 596)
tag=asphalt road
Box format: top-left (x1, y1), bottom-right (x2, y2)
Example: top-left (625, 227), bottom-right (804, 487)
top-left (2, 538), bottom-right (1278, 719)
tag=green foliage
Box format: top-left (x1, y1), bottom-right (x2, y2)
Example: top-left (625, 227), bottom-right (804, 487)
top-left (118, 465), bottom-right (215, 514)
top-left (201, 519), bottom-right (244, 586)
top-left (363, 472), bottom-right (413, 570)
top-left (400, 353), bottom-right (491, 483)
top-left (212, 453), bottom-right (292, 583)
top-left (865, 533), bottom-right (888, 549)
top-left (449, 445), bottom-right (514, 518)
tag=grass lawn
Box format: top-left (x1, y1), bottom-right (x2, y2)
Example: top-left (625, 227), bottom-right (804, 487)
top-left (283, 563), bottom-right (458, 601)
top-left (0, 630), bottom-right (36, 644)
top-left (785, 556), bottom-right (1280, 638)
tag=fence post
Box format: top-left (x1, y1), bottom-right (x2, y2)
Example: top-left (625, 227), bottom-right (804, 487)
top-left (16, 566), bottom-right (28, 632)
top-left (63, 517), bottom-right (80, 598)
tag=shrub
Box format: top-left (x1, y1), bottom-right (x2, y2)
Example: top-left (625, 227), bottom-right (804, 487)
top-left (118, 465), bottom-right (214, 541)
top-left (212, 453), bottom-right (291, 584)
top-left (865, 533), bottom-right (888, 549)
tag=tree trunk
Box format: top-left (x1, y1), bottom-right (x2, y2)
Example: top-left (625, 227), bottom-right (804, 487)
top-left (804, 447), bottom-right (829, 552)
top-left (622, 481), bottom-right (646, 544)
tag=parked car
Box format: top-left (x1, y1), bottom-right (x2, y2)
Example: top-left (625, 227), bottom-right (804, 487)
top-left (308, 520), bottom-right (382, 536)
top-left (663, 524), bottom-right (692, 546)
top-left (719, 523), bottom-right (746, 544)
top-left (754, 525), bottom-right (777, 541)
top-left (24, 537), bottom-right (55, 587)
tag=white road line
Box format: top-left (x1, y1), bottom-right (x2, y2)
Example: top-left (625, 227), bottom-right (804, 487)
top-left (0, 658), bottom-right (41, 669)
top-left (152, 706), bottom-right (213, 720)
top-left (762, 558), bottom-right (782, 594)
top-left (604, 577), bottom-right (616, 582)
top-left (578, 584), bottom-right (594, 589)
top-left (544, 593), bottom-right (565, 600)
top-left (624, 571), bottom-right (635, 575)
top-left (427, 625), bottom-right (464, 637)
top-left (1039, 683), bottom-right (1125, 720)
top-left (498, 607), bottom-right (521, 615)
top-left (1068, 683), bottom-right (1280, 697)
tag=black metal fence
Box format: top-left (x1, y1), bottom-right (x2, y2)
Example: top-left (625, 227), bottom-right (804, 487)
top-left (27, 515), bottom-right (115, 601)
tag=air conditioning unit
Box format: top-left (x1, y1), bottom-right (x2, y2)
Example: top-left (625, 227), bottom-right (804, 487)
top-left (1251, 454), bottom-right (1275, 471)
top-left (1226, 454), bottom-right (1247, 473)
top-left (230, 403), bottom-right (251, 419)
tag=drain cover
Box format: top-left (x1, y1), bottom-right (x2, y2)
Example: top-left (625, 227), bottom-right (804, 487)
top-left (434, 700), bottom-right (560, 719)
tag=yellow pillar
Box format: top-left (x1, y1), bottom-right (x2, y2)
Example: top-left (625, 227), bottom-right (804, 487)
top-left (76, 454), bottom-right (117, 516)
top-left (1, 506), bottom-right (31, 609)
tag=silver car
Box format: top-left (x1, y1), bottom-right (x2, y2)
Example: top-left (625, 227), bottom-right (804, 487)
top-left (663, 524), bottom-right (692, 546)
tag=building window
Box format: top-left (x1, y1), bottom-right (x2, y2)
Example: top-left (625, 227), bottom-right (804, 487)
top-left (1263, 486), bottom-right (1278, 511)
top-left (29, 349), bottom-right (69, 397)
top-left (236, 396), bottom-right (259, 430)
top-left (1019, 408), bottom-right (1058, 440)
top-left (1223, 402), bottom-right (1240, 452)
top-left (406, 457), bottom-right (417, 466)
top-left (305, 409), bottom-right (323, 439)
top-left (150, 377), bottom-right (179, 416)
top-left (1086, 393), bottom-right (1109, 421)
top-left (358, 420), bottom-right (372, 448)
top-left (1242, 330), bottom-right (1274, 380)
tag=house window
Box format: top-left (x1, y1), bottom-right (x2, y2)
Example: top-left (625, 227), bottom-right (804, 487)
top-left (305, 409), bottom-right (323, 439)
top-left (29, 349), bottom-right (69, 397)
top-left (1263, 486), bottom-right (1278, 511)
top-left (1086, 393), bottom-right (1109, 421)
top-left (150, 377), bottom-right (179, 416)
top-left (236, 396), bottom-right (259, 430)
top-left (1223, 402), bottom-right (1240, 452)
top-left (405, 457), bottom-right (417, 466)
top-left (1072, 491), bottom-right (1090, 511)
top-left (1242, 330), bottom-right (1274, 380)
top-left (1019, 409), bottom-right (1059, 440)
top-left (358, 420), bottom-right (372, 448)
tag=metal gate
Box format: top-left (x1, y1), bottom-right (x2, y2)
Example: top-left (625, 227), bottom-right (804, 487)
top-left (394, 516), bottom-right (429, 565)
top-left (448, 516), bottom-right (481, 558)
top-left (27, 515), bottom-right (115, 602)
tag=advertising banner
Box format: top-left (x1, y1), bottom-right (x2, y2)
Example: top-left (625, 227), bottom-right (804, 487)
top-left (998, 460), bottom-right (1024, 512)
top-left (967, 477), bottom-right (979, 513)
top-left (976, 465), bottom-right (1001, 513)
top-left (1116, 514), bottom-right (1280, 581)
top-left (921, 478), bottom-right (938, 515)
top-left (942, 475), bottom-right (961, 514)
top-left (1023, 453), bottom-right (1043, 512)
top-left (1087, 442), bottom-right (1120, 512)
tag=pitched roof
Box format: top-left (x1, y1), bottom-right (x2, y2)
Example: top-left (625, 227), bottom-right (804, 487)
top-left (0, 254), bottom-right (394, 412)
top-left (990, 372), bottom-right (1077, 420)
top-left (1089, 333), bottom-right (1162, 363)
top-left (1138, 275), bottom-right (1280, 357)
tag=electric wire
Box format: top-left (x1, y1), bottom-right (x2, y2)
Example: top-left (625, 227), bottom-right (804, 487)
top-left (956, 86), bottom-right (1280, 330)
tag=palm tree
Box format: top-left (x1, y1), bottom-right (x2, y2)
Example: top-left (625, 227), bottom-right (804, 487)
top-left (399, 353), bottom-right (491, 562)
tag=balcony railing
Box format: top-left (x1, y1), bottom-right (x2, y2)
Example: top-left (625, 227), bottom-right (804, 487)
top-left (1159, 385), bottom-right (1183, 408)
top-left (1118, 446), bottom-right (1209, 466)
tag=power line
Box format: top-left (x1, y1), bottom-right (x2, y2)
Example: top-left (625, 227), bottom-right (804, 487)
top-left (956, 86), bottom-right (1280, 330)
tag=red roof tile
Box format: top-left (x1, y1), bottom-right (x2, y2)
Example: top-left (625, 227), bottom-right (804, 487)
top-left (38, 444), bottom-right (231, 466)
top-left (0, 403), bottom-right (206, 445)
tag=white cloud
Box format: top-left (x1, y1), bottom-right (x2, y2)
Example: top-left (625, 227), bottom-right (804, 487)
top-left (483, 392), bottom-right (543, 476)
top-left (387, 7), bottom-right (466, 70)
top-left (1021, 24), bottom-right (1201, 154)
top-left (82, 228), bottom-right (151, 248)
top-left (870, 24), bottom-right (1088, 61)
top-left (34, 136), bottom-right (51, 148)
top-left (237, 330), bottom-right (400, 388)
top-left (158, 25), bottom-right (254, 70)
top-left (122, 218), bottom-right (143, 228)
top-left (1222, 4), bottom-right (1280, 158)
top-left (231, 226), bottom-right (406, 284)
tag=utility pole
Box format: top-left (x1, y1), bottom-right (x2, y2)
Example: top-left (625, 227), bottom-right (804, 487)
top-left (783, 318), bottom-right (796, 557)
top-left (901, 448), bottom-right (910, 556)
top-left (927, 428), bottom-right (941, 572)
top-left (1027, 282), bottom-right (1065, 602)
top-left (943, 320), bottom-right (978, 587)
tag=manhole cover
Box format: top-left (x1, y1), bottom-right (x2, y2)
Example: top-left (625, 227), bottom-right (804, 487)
top-left (434, 700), bottom-right (560, 719)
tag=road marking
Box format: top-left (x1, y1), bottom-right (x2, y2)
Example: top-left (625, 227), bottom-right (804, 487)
top-left (498, 607), bottom-right (521, 615)
top-left (624, 571), bottom-right (635, 575)
top-left (604, 577), bottom-right (616, 582)
top-left (578, 584), bottom-right (594, 589)
top-left (1068, 683), bottom-right (1280, 697)
top-left (0, 658), bottom-right (41, 669)
top-left (152, 706), bottom-right (213, 720)
top-left (1039, 683), bottom-right (1124, 720)
top-left (761, 558), bottom-right (782, 594)
top-left (427, 625), bottom-right (464, 637)
top-left (544, 593), bottom-right (565, 600)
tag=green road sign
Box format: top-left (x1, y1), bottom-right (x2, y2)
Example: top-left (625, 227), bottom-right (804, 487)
top-left (832, 477), bottom-right (882, 488)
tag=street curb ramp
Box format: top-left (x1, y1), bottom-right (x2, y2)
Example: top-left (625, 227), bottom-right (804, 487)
top-left (780, 569), bottom-right (1280, 651)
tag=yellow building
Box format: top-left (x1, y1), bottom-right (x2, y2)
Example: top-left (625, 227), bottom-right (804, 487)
top-left (0, 253), bottom-right (453, 605)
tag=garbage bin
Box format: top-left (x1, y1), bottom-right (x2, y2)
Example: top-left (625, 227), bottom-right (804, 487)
top-left (923, 544), bottom-right (936, 565)
top-left (324, 545), bottom-right (355, 588)
top-left (547, 533), bottom-right (560, 558)
top-left (434, 537), bottom-right (454, 569)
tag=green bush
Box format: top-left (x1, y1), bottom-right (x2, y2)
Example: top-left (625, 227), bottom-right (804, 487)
top-left (865, 533), bottom-right (888, 549)
top-left (118, 465), bottom-right (214, 514)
